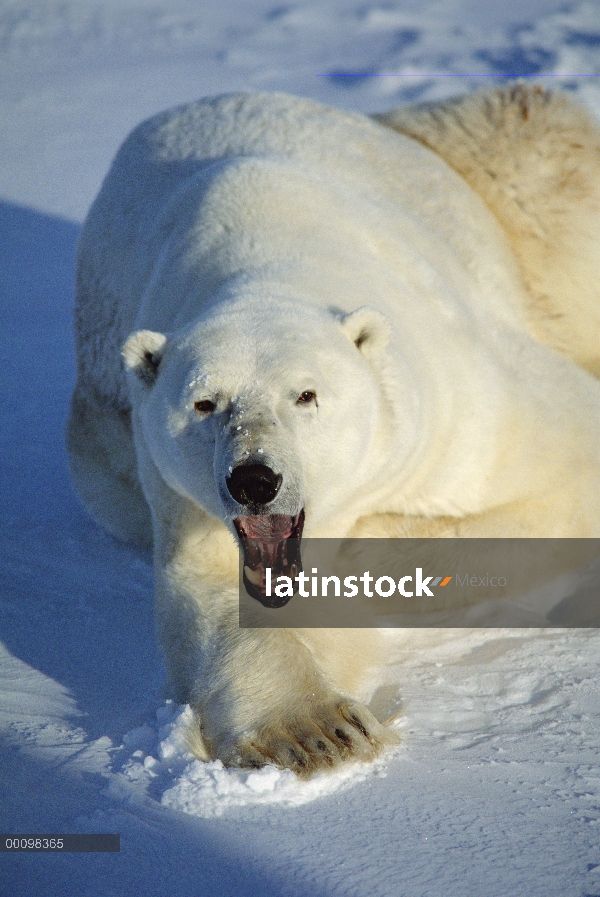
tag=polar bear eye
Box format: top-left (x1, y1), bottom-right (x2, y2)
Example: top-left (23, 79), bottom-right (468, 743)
top-left (296, 390), bottom-right (317, 405)
top-left (194, 399), bottom-right (216, 415)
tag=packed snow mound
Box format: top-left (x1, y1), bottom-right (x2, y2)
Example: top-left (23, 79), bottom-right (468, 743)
top-left (113, 701), bottom-right (396, 817)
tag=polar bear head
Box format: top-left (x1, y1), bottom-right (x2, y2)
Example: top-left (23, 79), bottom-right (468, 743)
top-left (122, 295), bottom-right (407, 604)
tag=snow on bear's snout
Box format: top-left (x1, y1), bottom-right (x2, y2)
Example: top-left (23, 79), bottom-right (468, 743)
top-left (214, 392), bottom-right (305, 520)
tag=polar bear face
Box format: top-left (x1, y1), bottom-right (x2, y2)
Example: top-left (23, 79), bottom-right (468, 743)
top-left (123, 298), bottom-right (398, 602)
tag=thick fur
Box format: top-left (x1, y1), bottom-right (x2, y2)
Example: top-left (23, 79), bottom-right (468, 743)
top-left (374, 83), bottom-right (600, 377)
top-left (67, 85), bottom-right (600, 774)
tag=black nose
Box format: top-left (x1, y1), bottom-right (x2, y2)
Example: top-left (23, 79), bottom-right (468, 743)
top-left (226, 463), bottom-right (282, 506)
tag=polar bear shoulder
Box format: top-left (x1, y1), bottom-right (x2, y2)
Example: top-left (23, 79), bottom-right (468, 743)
top-left (375, 83), bottom-right (600, 377)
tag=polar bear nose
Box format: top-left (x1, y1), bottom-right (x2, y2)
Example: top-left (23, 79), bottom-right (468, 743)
top-left (226, 463), bottom-right (283, 507)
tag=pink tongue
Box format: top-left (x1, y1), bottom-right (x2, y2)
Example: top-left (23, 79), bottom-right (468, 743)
top-left (239, 515), bottom-right (294, 540)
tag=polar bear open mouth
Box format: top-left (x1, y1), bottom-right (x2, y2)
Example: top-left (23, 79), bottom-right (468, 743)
top-left (234, 510), bottom-right (305, 608)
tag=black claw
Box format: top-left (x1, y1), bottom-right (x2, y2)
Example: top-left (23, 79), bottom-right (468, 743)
top-left (334, 727), bottom-right (352, 747)
top-left (349, 714), bottom-right (371, 740)
top-left (289, 748), bottom-right (307, 768)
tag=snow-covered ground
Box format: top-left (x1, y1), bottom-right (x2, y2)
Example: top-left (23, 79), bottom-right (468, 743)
top-left (2, 1), bottom-right (600, 895)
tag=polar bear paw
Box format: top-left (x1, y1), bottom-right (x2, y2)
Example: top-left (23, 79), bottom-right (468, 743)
top-left (220, 700), bottom-right (398, 777)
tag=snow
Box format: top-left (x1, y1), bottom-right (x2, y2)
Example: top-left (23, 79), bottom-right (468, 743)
top-left (113, 702), bottom-right (393, 818)
top-left (1, 0), bottom-right (600, 895)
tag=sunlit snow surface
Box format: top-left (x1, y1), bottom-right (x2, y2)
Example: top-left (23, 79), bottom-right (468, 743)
top-left (1, 0), bottom-right (600, 220)
top-left (2, 0), bottom-right (600, 895)
top-left (109, 627), bottom-right (600, 821)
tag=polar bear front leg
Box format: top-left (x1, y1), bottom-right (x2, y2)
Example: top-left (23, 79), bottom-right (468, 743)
top-left (198, 626), bottom-right (393, 776)
top-left (156, 569), bottom-right (395, 776)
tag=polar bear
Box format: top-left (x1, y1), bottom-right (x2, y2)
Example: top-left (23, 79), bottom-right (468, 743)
top-left (67, 84), bottom-right (600, 775)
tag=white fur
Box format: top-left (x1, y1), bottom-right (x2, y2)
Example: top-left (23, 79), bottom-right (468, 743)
top-left (67, 86), bottom-right (600, 774)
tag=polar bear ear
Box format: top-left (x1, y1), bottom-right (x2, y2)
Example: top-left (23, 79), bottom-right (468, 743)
top-left (122, 330), bottom-right (168, 386)
top-left (340, 307), bottom-right (391, 358)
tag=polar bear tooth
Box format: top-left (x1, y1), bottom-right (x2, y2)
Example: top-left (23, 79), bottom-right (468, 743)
top-left (244, 566), bottom-right (262, 586)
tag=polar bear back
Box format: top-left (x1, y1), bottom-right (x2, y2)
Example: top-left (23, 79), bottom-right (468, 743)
top-left (75, 92), bottom-right (527, 408)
